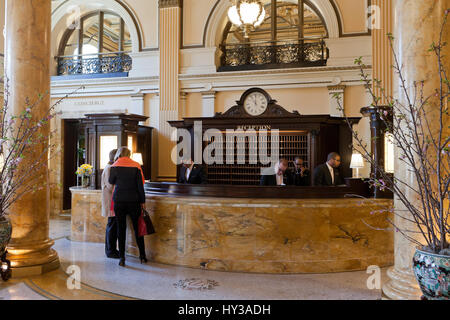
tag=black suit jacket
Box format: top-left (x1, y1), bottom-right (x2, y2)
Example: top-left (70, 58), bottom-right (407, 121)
top-left (109, 166), bottom-right (145, 204)
top-left (290, 169), bottom-right (311, 186)
top-left (313, 163), bottom-right (344, 186)
top-left (178, 165), bottom-right (207, 184)
top-left (260, 170), bottom-right (292, 186)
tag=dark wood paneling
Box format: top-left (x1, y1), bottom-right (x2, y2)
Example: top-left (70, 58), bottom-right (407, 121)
top-left (63, 120), bottom-right (81, 210)
top-left (138, 126), bottom-right (153, 180)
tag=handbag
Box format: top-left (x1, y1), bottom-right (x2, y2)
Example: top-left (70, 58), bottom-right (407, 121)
top-left (138, 208), bottom-right (156, 237)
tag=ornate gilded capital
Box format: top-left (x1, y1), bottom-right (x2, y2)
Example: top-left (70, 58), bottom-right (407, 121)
top-left (159, 0), bottom-right (183, 8)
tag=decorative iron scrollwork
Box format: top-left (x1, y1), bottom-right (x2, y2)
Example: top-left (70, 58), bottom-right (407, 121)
top-left (57, 53), bottom-right (132, 76)
top-left (220, 39), bottom-right (328, 71)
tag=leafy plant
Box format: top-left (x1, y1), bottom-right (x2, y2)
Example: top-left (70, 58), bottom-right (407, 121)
top-left (0, 79), bottom-right (84, 218)
top-left (336, 11), bottom-right (449, 255)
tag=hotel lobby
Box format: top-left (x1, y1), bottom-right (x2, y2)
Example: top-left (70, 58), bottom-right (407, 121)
top-left (0, 0), bottom-right (448, 302)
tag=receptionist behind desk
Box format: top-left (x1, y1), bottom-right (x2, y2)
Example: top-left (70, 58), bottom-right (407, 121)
top-left (178, 159), bottom-right (207, 184)
top-left (313, 152), bottom-right (345, 186)
top-left (260, 159), bottom-right (291, 186)
top-left (291, 156), bottom-right (310, 186)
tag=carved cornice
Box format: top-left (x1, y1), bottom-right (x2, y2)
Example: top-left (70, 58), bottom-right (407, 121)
top-left (159, 0), bottom-right (183, 8)
top-left (327, 85), bottom-right (347, 92)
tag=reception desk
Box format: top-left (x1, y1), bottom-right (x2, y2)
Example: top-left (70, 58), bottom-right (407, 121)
top-left (71, 183), bottom-right (394, 274)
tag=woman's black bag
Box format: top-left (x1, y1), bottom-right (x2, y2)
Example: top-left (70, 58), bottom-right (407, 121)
top-left (138, 208), bottom-right (156, 237)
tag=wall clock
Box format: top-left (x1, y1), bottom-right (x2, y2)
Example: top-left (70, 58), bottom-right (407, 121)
top-left (243, 91), bottom-right (268, 116)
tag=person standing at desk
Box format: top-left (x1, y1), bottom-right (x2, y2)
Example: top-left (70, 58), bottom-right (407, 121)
top-left (101, 148), bottom-right (119, 259)
top-left (291, 156), bottom-right (310, 186)
top-left (178, 159), bottom-right (207, 184)
top-left (260, 159), bottom-right (291, 186)
top-left (313, 152), bottom-right (344, 186)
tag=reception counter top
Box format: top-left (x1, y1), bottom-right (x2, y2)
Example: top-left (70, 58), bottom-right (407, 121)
top-left (71, 184), bottom-right (393, 274)
top-left (144, 181), bottom-right (371, 199)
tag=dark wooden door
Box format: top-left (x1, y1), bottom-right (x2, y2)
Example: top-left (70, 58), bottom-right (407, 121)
top-left (63, 119), bottom-right (82, 210)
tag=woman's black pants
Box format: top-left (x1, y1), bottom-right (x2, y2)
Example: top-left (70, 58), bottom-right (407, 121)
top-left (114, 202), bottom-right (145, 259)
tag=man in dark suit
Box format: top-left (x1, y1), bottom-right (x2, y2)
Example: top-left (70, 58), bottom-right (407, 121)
top-left (260, 159), bottom-right (292, 186)
top-left (178, 159), bottom-right (207, 184)
top-left (290, 156), bottom-right (311, 186)
top-left (313, 152), bottom-right (345, 186)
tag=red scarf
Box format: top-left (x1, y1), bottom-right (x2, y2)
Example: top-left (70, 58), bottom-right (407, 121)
top-left (110, 157), bottom-right (145, 211)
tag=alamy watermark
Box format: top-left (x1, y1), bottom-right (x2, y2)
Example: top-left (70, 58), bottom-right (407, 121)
top-left (171, 121), bottom-right (281, 175)
top-left (66, 265), bottom-right (81, 290)
top-left (366, 265), bottom-right (381, 290)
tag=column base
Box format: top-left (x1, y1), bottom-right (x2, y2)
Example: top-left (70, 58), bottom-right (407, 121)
top-left (7, 239), bottom-right (60, 278)
top-left (11, 255), bottom-right (60, 278)
top-left (382, 266), bottom-right (422, 300)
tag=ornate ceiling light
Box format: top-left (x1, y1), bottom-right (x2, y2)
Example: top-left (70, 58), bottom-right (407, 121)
top-left (227, 0), bottom-right (266, 38)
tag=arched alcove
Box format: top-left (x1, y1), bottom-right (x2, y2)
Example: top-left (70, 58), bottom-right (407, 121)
top-left (52, 0), bottom-right (143, 54)
top-left (204, 0), bottom-right (341, 49)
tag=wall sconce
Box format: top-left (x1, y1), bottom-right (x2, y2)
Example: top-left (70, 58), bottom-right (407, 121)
top-left (1, 250), bottom-right (12, 281)
top-left (350, 153), bottom-right (364, 178)
top-left (131, 153), bottom-right (143, 166)
top-left (384, 133), bottom-right (395, 173)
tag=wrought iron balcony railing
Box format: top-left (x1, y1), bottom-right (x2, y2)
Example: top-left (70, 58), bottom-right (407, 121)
top-left (56, 52), bottom-right (132, 76)
top-left (219, 38), bottom-right (328, 72)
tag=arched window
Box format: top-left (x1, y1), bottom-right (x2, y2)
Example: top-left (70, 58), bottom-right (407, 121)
top-left (57, 11), bottom-right (133, 76)
top-left (219, 0), bottom-right (329, 71)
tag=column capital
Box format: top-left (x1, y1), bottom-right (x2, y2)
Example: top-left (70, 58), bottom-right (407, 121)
top-left (327, 85), bottom-right (346, 92)
top-left (159, 0), bottom-right (183, 8)
top-left (201, 91), bottom-right (216, 98)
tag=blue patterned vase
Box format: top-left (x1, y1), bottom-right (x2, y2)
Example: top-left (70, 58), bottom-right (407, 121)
top-left (413, 248), bottom-right (449, 300)
top-left (0, 217), bottom-right (12, 255)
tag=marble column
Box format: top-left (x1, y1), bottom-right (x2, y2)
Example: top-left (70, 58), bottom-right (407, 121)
top-left (4, 0), bottom-right (59, 276)
top-left (158, 0), bottom-right (182, 181)
top-left (382, 0), bottom-right (450, 300)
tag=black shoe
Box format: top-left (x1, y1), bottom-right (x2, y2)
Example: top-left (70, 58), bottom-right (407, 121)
top-left (119, 259), bottom-right (125, 267)
top-left (140, 256), bottom-right (148, 264)
top-left (106, 252), bottom-right (120, 259)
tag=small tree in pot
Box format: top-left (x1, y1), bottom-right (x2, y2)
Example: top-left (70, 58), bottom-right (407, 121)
top-left (0, 79), bottom-right (83, 281)
top-left (335, 12), bottom-right (449, 300)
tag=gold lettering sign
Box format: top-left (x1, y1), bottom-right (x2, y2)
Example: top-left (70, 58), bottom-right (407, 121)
top-left (74, 101), bottom-right (105, 106)
top-left (236, 125), bottom-right (272, 131)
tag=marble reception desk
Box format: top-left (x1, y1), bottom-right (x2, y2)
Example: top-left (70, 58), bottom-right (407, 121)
top-left (71, 184), bottom-right (394, 274)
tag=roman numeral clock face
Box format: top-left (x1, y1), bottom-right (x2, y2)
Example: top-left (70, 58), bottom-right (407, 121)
top-left (244, 92), bottom-right (268, 116)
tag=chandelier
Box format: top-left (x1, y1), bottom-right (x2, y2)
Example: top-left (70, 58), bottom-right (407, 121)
top-left (227, 0), bottom-right (266, 38)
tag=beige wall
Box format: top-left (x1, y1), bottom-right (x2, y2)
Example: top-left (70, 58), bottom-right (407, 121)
top-left (334, 0), bottom-right (368, 34)
top-left (185, 92), bottom-right (203, 117)
top-left (123, 0), bottom-right (159, 49)
top-left (214, 88), bottom-right (330, 115)
top-left (182, 0), bottom-right (217, 47)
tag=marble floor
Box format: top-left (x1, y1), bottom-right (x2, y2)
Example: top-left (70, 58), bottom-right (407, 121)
top-left (0, 218), bottom-right (389, 300)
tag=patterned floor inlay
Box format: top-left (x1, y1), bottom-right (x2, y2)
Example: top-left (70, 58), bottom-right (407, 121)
top-left (173, 278), bottom-right (220, 291)
top-left (23, 268), bottom-right (138, 300)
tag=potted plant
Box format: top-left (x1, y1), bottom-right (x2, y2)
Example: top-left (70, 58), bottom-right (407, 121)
top-left (0, 79), bottom-right (83, 280)
top-left (335, 12), bottom-right (449, 300)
